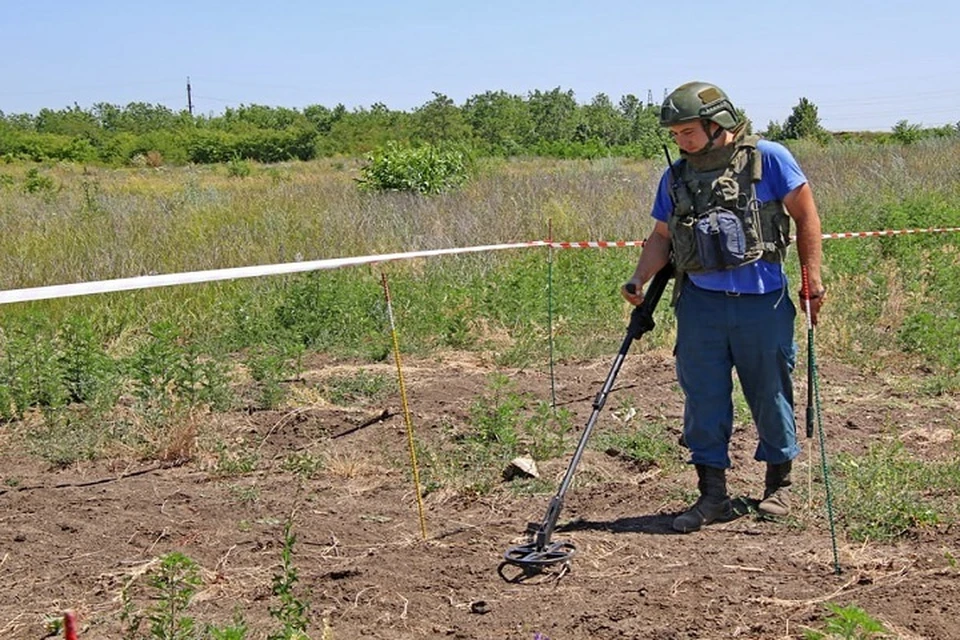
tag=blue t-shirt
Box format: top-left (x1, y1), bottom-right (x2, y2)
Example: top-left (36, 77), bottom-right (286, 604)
top-left (651, 140), bottom-right (807, 294)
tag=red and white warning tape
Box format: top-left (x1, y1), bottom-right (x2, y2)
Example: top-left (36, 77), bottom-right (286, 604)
top-left (815, 227), bottom-right (960, 240)
top-left (0, 228), bottom-right (955, 305)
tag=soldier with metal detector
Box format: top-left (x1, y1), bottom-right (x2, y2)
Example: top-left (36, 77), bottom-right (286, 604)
top-left (622, 81), bottom-right (826, 533)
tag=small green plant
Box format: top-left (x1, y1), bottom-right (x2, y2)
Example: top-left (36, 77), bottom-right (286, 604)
top-left (520, 401), bottom-right (572, 460)
top-left (416, 375), bottom-right (571, 496)
top-left (22, 167), bottom-right (56, 194)
top-left (357, 141), bottom-right (470, 194)
top-left (268, 519), bottom-right (311, 640)
top-left (244, 343), bottom-right (303, 410)
top-left (467, 373), bottom-right (524, 451)
top-left (43, 615), bottom-right (64, 637)
top-left (119, 552), bottom-right (249, 639)
top-left (803, 602), bottom-right (889, 639)
top-left (227, 156), bottom-right (252, 178)
top-left (147, 552), bottom-right (202, 640)
top-left (595, 421), bottom-right (681, 472)
top-left (128, 322), bottom-right (233, 417)
top-left (212, 440), bottom-right (259, 477)
top-left (282, 451), bottom-right (324, 479)
top-left (205, 614), bottom-right (249, 639)
top-left (228, 483), bottom-right (261, 504)
top-left (80, 178), bottom-right (103, 214)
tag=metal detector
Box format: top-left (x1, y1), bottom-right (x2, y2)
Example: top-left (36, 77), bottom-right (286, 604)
top-left (502, 264), bottom-right (675, 570)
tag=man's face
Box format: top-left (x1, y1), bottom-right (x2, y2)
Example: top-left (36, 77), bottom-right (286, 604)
top-left (668, 121), bottom-right (715, 154)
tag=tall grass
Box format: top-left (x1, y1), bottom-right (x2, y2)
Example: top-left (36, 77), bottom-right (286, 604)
top-left (0, 140), bottom-right (957, 427)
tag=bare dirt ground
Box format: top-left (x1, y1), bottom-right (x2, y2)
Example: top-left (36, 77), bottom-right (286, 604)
top-left (1, 350), bottom-right (958, 640)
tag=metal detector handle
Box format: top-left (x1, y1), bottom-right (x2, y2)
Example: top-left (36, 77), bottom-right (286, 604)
top-left (626, 264), bottom-right (674, 340)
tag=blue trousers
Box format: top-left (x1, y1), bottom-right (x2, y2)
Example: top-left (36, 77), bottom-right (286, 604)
top-left (674, 281), bottom-right (800, 469)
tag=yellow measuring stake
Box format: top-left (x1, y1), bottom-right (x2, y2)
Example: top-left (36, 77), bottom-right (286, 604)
top-left (380, 271), bottom-right (428, 540)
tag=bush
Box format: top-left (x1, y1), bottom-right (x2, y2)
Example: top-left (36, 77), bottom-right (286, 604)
top-left (357, 141), bottom-right (470, 194)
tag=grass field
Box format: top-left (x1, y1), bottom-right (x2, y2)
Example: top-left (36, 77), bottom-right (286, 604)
top-left (0, 140), bottom-right (958, 638)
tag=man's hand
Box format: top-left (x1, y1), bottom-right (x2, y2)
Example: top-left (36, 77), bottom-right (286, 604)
top-left (621, 280), bottom-right (644, 306)
top-left (799, 287), bottom-right (826, 326)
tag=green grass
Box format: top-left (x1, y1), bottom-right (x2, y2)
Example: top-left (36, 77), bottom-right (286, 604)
top-left (0, 144), bottom-right (959, 528)
top-left (804, 602), bottom-right (890, 639)
top-left (833, 441), bottom-right (960, 542)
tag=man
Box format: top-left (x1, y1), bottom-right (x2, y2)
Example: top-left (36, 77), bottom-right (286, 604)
top-left (621, 81), bottom-right (826, 533)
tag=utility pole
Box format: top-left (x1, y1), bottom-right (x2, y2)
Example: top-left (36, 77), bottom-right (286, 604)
top-left (186, 77), bottom-right (194, 115)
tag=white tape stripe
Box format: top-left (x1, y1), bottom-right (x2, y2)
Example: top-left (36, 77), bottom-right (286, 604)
top-left (0, 241), bottom-right (548, 305)
top-left (785, 227), bottom-right (960, 241)
top-left (0, 227), bottom-right (957, 306)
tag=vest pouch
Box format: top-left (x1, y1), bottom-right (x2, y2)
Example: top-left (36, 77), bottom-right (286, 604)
top-left (694, 207), bottom-right (747, 270)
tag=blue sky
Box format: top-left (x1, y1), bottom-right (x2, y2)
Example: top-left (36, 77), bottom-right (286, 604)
top-left (3, 1), bottom-right (957, 131)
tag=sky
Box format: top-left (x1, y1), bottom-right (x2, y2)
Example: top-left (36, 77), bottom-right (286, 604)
top-left (2, 1), bottom-right (958, 132)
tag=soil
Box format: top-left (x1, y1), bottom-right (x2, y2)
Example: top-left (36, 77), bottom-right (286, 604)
top-left (1, 350), bottom-right (958, 640)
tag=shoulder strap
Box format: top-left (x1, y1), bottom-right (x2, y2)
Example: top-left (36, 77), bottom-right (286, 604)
top-left (739, 135), bottom-right (763, 183)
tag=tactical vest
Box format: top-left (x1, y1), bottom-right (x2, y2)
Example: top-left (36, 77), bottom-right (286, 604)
top-left (667, 135), bottom-right (791, 275)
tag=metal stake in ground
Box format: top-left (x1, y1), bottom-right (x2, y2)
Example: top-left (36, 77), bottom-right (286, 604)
top-left (501, 264), bottom-right (674, 571)
top-left (802, 265), bottom-right (841, 575)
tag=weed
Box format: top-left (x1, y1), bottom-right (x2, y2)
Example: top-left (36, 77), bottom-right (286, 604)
top-left (833, 441), bottom-right (960, 541)
top-left (244, 342), bottom-right (303, 410)
top-left (22, 167), bottom-right (56, 194)
top-left (205, 614), bottom-right (249, 639)
top-left (282, 451), bottom-right (324, 479)
top-left (146, 552), bottom-right (202, 640)
top-left (467, 373), bottom-right (524, 451)
top-left (228, 483), bottom-right (261, 504)
top-left (803, 602), bottom-right (889, 639)
top-left (128, 322), bottom-right (233, 417)
top-left (226, 157), bottom-right (252, 178)
top-left (26, 407), bottom-right (109, 467)
top-left (268, 519), bottom-right (311, 639)
top-left (212, 440), bottom-right (259, 477)
top-left (119, 552), bottom-right (251, 639)
top-left (417, 375), bottom-right (571, 495)
top-left (595, 421), bottom-right (682, 472)
top-left (43, 615), bottom-right (64, 637)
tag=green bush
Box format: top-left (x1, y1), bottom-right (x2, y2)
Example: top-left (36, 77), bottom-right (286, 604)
top-left (357, 141), bottom-right (470, 194)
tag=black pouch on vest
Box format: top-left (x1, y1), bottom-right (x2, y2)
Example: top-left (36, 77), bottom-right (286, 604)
top-left (694, 207), bottom-right (747, 270)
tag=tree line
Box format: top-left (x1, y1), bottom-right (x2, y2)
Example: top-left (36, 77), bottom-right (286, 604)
top-left (1, 89), bottom-right (956, 166)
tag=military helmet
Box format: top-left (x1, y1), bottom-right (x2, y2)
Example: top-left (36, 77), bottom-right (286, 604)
top-left (659, 82), bottom-right (741, 130)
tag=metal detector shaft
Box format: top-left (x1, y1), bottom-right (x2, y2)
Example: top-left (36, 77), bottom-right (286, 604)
top-left (505, 264), bottom-right (674, 567)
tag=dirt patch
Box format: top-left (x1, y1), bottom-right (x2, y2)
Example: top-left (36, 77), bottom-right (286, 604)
top-left (1, 351), bottom-right (958, 639)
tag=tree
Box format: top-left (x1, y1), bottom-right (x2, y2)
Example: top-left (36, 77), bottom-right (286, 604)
top-left (782, 97), bottom-right (829, 143)
top-left (527, 87), bottom-right (579, 143)
top-left (412, 92), bottom-right (471, 145)
top-left (763, 120), bottom-right (785, 141)
top-left (462, 90), bottom-right (533, 154)
top-left (580, 93), bottom-right (629, 146)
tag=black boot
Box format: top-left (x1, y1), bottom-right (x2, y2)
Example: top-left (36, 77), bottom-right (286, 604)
top-left (758, 461), bottom-right (792, 517)
top-left (672, 464), bottom-right (733, 533)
